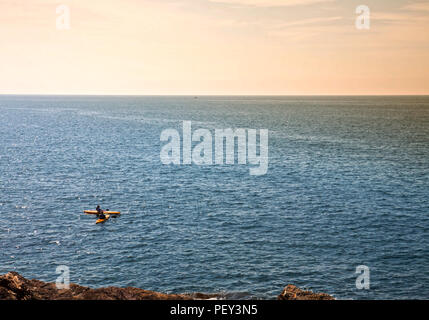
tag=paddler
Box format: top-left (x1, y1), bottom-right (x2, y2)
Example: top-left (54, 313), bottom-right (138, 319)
top-left (96, 205), bottom-right (106, 219)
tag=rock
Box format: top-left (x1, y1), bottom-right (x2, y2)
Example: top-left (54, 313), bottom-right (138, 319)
top-left (277, 284), bottom-right (334, 300)
top-left (0, 272), bottom-right (38, 300)
top-left (0, 272), bottom-right (203, 300)
top-left (0, 272), bottom-right (334, 300)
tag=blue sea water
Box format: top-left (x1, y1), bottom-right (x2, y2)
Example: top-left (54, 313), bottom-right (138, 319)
top-left (0, 95), bottom-right (428, 300)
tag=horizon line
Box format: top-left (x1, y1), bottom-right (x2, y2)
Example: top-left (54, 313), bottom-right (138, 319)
top-left (1, 93), bottom-right (429, 97)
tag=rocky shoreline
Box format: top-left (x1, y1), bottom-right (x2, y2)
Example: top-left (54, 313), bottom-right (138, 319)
top-left (0, 272), bottom-right (334, 300)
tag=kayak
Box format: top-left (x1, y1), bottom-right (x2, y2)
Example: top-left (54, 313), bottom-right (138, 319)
top-left (96, 215), bottom-right (110, 224)
top-left (84, 210), bottom-right (121, 215)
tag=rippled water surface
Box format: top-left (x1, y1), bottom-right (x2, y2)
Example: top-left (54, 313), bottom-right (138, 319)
top-left (0, 95), bottom-right (428, 299)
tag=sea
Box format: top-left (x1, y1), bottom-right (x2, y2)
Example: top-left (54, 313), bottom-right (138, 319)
top-left (0, 95), bottom-right (428, 299)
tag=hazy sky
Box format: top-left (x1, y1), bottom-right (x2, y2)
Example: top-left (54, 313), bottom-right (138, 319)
top-left (1, 0), bottom-right (429, 95)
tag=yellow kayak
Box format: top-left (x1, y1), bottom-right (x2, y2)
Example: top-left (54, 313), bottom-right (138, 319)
top-left (84, 210), bottom-right (121, 215)
top-left (96, 215), bottom-right (110, 224)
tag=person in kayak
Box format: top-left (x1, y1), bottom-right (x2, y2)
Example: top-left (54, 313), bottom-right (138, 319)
top-left (96, 205), bottom-right (106, 219)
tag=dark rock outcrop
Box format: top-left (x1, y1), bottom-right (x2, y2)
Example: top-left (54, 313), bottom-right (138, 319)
top-left (0, 272), bottom-right (333, 300)
top-left (278, 284), bottom-right (334, 300)
top-left (0, 272), bottom-right (216, 300)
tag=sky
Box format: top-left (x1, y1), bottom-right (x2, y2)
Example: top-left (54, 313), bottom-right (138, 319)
top-left (0, 0), bottom-right (428, 95)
